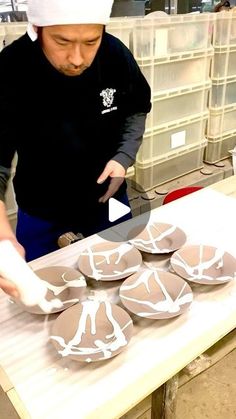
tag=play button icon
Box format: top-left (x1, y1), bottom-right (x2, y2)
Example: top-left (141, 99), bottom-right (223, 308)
top-left (108, 197), bottom-right (131, 222)
top-left (97, 177), bottom-right (151, 242)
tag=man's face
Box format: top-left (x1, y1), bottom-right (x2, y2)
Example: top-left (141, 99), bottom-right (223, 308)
top-left (39, 24), bottom-right (104, 76)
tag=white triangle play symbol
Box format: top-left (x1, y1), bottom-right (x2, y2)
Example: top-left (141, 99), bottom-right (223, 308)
top-left (108, 198), bottom-right (131, 222)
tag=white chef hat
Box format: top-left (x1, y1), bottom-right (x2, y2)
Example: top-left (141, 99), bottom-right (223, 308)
top-left (27, 0), bottom-right (114, 40)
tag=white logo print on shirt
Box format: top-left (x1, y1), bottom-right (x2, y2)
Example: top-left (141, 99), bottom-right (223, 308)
top-left (100, 88), bottom-right (117, 114)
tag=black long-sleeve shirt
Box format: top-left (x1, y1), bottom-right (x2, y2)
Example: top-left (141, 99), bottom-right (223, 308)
top-left (0, 31), bottom-right (151, 222)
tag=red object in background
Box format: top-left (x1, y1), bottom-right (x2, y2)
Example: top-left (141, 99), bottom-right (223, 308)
top-left (162, 186), bottom-right (203, 205)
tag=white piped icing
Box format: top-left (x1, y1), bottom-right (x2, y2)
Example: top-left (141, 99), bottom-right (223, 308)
top-left (130, 223), bottom-right (179, 253)
top-left (88, 290), bottom-right (109, 302)
top-left (39, 271), bottom-right (86, 308)
top-left (51, 301), bottom-right (132, 361)
top-left (120, 270), bottom-right (193, 317)
top-left (171, 245), bottom-right (235, 282)
top-left (80, 243), bottom-right (140, 280)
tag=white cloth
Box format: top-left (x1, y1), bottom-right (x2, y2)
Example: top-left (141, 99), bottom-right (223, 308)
top-left (27, 0), bottom-right (114, 40)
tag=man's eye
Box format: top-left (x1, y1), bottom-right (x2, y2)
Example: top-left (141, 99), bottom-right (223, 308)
top-left (85, 41), bottom-right (97, 46)
top-left (56, 40), bottom-right (68, 46)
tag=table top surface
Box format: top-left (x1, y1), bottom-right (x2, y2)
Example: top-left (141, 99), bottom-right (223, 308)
top-left (1, 175), bottom-right (236, 419)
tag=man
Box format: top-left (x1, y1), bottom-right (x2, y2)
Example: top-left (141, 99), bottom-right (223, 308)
top-left (213, 1), bottom-right (231, 12)
top-left (0, 0), bottom-right (151, 296)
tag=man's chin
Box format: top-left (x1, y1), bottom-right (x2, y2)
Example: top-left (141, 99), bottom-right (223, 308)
top-left (59, 67), bottom-right (87, 77)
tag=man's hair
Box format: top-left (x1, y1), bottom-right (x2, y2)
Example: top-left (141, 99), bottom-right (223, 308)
top-left (213, 0), bottom-right (231, 12)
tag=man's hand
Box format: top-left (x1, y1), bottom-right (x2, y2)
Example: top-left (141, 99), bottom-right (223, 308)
top-left (0, 238), bottom-right (25, 299)
top-left (97, 160), bottom-right (126, 203)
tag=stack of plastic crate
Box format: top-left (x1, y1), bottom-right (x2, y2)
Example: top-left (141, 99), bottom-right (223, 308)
top-left (0, 25), bottom-right (5, 51)
top-left (107, 17), bottom-right (136, 180)
top-left (3, 22), bottom-right (27, 47)
top-left (205, 10), bottom-right (236, 164)
top-left (130, 13), bottom-right (214, 191)
top-left (106, 17), bottom-right (135, 49)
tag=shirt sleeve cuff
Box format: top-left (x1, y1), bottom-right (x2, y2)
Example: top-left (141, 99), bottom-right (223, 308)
top-left (111, 153), bottom-right (134, 171)
top-left (0, 166), bottom-right (11, 202)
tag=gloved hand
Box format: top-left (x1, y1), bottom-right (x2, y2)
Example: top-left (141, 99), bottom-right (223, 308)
top-left (0, 237), bottom-right (25, 298)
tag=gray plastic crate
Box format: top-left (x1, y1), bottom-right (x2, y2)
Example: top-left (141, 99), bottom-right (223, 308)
top-left (106, 17), bottom-right (135, 49)
top-left (210, 77), bottom-right (236, 108)
top-left (138, 49), bottom-right (213, 94)
top-left (213, 11), bottom-right (236, 47)
top-left (208, 105), bottom-right (236, 137)
top-left (212, 46), bottom-right (236, 78)
top-left (138, 113), bottom-right (208, 162)
top-left (132, 13), bottom-right (213, 59)
top-left (3, 22), bottom-right (27, 46)
top-left (0, 25), bottom-right (5, 51)
top-left (204, 131), bottom-right (236, 163)
top-left (146, 82), bottom-right (210, 131)
top-left (134, 139), bottom-right (207, 191)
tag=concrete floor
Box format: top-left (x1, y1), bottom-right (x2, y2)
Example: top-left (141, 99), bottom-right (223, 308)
top-left (176, 349), bottom-right (236, 419)
top-left (0, 388), bottom-right (20, 419)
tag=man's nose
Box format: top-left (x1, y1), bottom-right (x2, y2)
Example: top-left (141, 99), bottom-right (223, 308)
top-left (68, 44), bottom-right (83, 67)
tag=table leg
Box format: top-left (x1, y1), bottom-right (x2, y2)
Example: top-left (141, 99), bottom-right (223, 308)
top-left (151, 375), bottom-right (179, 419)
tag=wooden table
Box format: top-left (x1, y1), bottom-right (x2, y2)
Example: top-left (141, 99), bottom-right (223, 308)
top-left (1, 175), bottom-right (236, 419)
